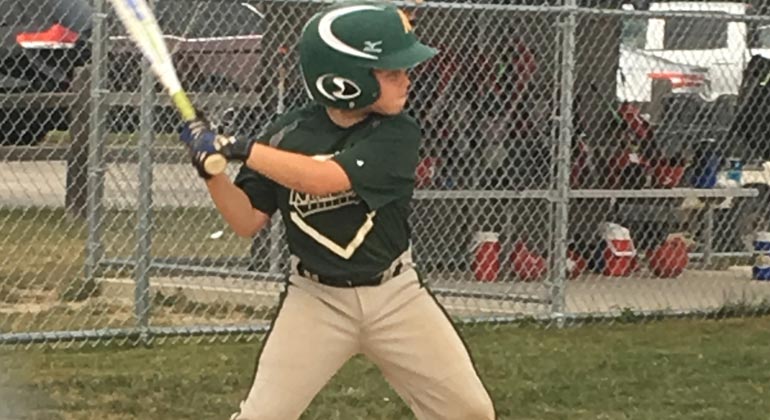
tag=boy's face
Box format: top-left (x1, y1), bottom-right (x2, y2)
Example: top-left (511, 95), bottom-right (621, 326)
top-left (370, 68), bottom-right (411, 115)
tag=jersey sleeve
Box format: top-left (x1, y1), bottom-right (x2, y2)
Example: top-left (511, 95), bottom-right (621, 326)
top-left (233, 166), bottom-right (278, 216)
top-left (232, 113), bottom-right (296, 216)
top-left (333, 116), bottom-right (421, 210)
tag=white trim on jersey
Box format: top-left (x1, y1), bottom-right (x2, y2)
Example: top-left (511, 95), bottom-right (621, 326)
top-left (289, 210), bottom-right (376, 260)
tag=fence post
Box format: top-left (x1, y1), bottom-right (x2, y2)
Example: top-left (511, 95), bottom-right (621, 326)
top-left (267, 62), bottom-right (287, 276)
top-left (551, 0), bottom-right (577, 324)
top-left (84, 0), bottom-right (108, 285)
top-left (66, 66), bottom-right (91, 219)
top-left (134, 0), bottom-right (157, 343)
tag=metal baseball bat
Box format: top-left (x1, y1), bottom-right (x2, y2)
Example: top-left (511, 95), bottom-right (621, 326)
top-left (107, 0), bottom-right (227, 176)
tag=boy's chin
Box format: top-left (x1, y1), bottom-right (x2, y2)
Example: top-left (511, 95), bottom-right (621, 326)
top-left (375, 102), bottom-right (406, 116)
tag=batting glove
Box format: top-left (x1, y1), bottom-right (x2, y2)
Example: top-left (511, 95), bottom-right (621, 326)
top-left (180, 119), bottom-right (219, 179)
top-left (180, 120), bottom-right (256, 179)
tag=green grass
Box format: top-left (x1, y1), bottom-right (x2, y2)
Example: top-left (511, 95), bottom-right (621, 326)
top-left (1, 317), bottom-right (769, 419)
top-left (0, 207), bottom-right (260, 334)
top-left (0, 208), bottom-right (87, 294)
top-left (0, 207), bottom-right (251, 293)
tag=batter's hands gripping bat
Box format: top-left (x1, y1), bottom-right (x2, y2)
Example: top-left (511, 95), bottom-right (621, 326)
top-left (107, 0), bottom-right (227, 176)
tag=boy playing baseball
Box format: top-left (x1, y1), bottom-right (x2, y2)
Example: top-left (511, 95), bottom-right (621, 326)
top-left (180, 2), bottom-right (495, 418)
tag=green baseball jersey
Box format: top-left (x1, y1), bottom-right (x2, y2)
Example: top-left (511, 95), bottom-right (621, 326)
top-left (234, 103), bottom-right (420, 282)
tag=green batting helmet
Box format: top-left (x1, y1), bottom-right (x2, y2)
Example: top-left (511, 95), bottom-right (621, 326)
top-left (299, 1), bottom-right (438, 110)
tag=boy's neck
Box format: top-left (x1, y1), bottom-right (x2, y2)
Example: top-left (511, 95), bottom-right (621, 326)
top-left (326, 107), bottom-right (371, 128)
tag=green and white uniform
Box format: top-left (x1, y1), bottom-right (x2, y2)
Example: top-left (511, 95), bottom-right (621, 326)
top-left (228, 2), bottom-right (494, 419)
top-left (235, 103), bottom-right (419, 283)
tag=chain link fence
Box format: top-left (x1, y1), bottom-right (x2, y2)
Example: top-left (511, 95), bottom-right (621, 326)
top-left (1, 0), bottom-right (770, 347)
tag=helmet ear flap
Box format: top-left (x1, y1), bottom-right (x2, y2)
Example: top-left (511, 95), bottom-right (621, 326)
top-left (366, 68), bottom-right (381, 105)
top-left (301, 65), bottom-right (381, 109)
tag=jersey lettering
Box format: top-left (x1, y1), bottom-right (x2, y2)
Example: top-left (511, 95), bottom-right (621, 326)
top-left (289, 189), bottom-right (360, 218)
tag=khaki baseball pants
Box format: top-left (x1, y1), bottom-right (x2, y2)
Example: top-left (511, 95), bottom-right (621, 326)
top-left (230, 269), bottom-right (495, 419)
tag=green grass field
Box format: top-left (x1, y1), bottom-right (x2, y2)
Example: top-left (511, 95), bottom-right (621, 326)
top-left (0, 207), bottom-right (250, 292)
top-left (0, 207), bottom-right (258, 334)
top-left (1, 317), bottom-right (769, 420)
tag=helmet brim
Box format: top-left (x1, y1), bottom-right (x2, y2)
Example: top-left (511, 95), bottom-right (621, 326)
top-left (367, 41), bottom-right (438, 70)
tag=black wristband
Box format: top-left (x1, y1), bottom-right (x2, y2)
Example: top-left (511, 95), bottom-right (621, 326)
top-left (217, 135), bottom-right (255, 162)
top-left (191, 151), bottom-right (213, 180)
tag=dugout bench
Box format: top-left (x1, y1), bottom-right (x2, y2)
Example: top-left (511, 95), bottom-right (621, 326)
top-left (413, 187), bottom-right (759, 269)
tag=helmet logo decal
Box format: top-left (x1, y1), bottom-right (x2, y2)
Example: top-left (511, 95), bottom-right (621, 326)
top-left (316, 74), bottom-right (362, 102)
top-left (363, 41), bottom-right (383, 54)
top-left (318, 5), bottom-right (383, 60)
top-left (396, 9), bottom-right (413, 33)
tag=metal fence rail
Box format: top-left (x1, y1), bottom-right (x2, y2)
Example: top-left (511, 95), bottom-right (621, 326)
top-left (2, 0), bottom-right (770, 347)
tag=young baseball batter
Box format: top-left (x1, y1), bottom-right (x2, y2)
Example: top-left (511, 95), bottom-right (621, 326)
top-left (179, 2), bottom-right (495, 419)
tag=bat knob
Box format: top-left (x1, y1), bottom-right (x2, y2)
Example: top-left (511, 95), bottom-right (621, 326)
top-left (204, 153), bottom-right (228, 176)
